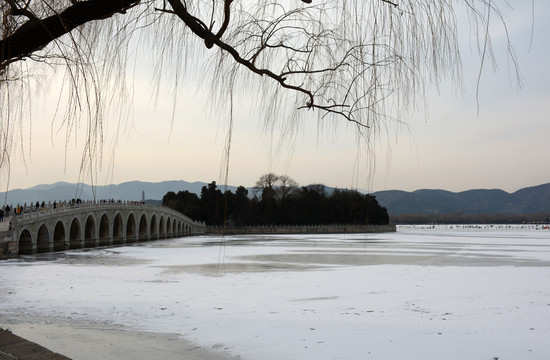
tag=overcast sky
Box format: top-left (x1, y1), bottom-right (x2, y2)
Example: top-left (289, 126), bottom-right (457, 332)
top-left (3, 1), bottom-right (549, 194)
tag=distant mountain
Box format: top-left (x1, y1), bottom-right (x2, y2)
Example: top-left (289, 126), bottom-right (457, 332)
top-left (0, 180), bottom-right (239, 206)
top-left (373, 183), bottom-right (550, 215)
top-left (3, 180), bottom-right (549, 215)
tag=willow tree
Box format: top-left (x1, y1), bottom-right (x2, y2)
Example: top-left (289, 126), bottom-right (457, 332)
top-left (0, 0), bottom-right (521, 183)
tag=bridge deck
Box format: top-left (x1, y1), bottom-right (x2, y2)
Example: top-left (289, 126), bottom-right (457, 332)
top-left (1, 204), bottom-right (205, 258)
top-left (0, 216), bottom-right (10, 232)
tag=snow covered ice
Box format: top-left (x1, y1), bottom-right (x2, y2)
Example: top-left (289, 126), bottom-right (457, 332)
top-left (1, 225), bottom-right (550, 359)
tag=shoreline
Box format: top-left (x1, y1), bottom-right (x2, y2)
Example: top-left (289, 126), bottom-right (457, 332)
top-left (2, 322), bottom-right (237, 360)
top-left (0, 327), bottom-right (69, 360)
top-left (206, 224), bottom-right (396, 234)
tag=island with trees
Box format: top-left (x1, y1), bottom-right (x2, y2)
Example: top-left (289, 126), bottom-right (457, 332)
top-left (162, 174), bottom-right (392, 234)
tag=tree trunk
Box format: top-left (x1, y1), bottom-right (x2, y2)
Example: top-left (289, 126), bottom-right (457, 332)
top-left (1, 0), bottom-right (140, 71)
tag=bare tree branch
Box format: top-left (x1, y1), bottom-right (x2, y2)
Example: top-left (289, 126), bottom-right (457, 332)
top-left (0, 0), bottom-right (528, 186)
top-left (0, 0), bottom-right (140, 70)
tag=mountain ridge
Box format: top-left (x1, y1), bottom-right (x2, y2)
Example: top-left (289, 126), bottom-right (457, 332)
top-left (0, 180), bottom-right (240, 206)
top-left (2, 180), bottom-right (549, 215)
top-left (372, 183), bottom-right (550, 215)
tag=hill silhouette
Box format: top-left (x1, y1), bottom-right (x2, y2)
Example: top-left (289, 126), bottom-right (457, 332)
top-left (373, 183), bottom-right (550, 215)
top-left (2, 180), bottom-right (549, 216)
top-left (0, 180), bottom-right (239, 206)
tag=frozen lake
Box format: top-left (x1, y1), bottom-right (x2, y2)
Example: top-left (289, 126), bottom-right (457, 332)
top-left (1, 225), bottom-right (550, 359)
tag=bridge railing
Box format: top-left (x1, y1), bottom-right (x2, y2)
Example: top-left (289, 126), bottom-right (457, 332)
top-left (15, 201), bottom-right (134, 221)
top-left (13, 201), bottom-right (204, 227)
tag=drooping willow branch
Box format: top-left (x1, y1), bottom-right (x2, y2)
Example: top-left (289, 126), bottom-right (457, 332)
top-left (0, 0), bottom-right (525, 137)
top-left (164, 0), bottom-right (369, 126)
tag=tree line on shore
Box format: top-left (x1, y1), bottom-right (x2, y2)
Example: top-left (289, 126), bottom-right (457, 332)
top-left (162, 174), bottom-right (389, 226)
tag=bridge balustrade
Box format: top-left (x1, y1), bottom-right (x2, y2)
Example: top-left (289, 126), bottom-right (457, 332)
top-left (9, 203), bottom-right (205, 255)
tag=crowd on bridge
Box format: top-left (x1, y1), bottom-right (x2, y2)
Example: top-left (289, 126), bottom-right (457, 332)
top-left (1, 199), bottom-right (147, 221)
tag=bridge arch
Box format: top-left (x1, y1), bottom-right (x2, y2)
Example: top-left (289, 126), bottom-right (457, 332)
top-left (69, 217), bottom-right (82, 249)
top-left (113, 213), bottom-right (123, 245)
top-left (159, 215), bottom-right (165, 238)
top-left (166, 218), bottom-right (172, 236)
top-left (37, 224), bottom-right (50, 253)
top-left (53, 221), bottom-right (66, 251)
top-left (126, 213), bottom-right (136, 243)
top-left (150, 214), bottom-right (157, 241)
top-left (84, 215), bottom-right (96, 247)
top-left (172, 221), bottom-right (177, 236)
top-left (18, 228), bottom-right (33, 255)
top-left (99, 213), bottom-right (110, 246)
top-left (138, 213), bottom-right (148, 241)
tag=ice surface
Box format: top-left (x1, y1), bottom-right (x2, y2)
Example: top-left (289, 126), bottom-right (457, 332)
top-left (1, 226), bottom-right (550, 359)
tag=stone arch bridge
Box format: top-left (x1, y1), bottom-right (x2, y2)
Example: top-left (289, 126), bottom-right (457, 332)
top-left (5, 203), bottom-right (205, 255)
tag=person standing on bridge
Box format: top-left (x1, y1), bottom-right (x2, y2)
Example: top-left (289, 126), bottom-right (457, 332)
top-left (0, 208), bottom-right (4, 222)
